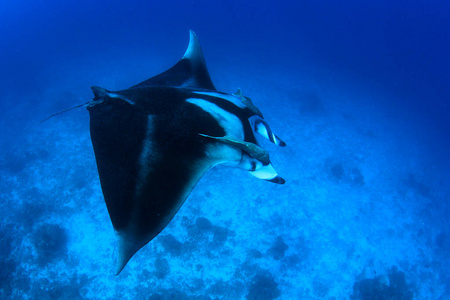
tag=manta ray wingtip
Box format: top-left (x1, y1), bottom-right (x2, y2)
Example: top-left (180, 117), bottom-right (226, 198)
top-left (188, 29), bottom-right (200, 46)
top-left (188, 29), bottom-right (197, 38)
top-left (115, 262), bottom-right (126, 276)
top-left (114, 234), bottom-right (142, 275)
top-left (183, 30), bottom-right (202, 61)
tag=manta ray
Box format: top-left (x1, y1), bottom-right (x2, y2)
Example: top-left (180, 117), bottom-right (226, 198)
top-left (86, 31), bottom-right (285, 275)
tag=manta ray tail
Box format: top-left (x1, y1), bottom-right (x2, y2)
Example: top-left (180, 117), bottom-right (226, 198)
top-left (40, 86), bottom-right (110, 123)
top-left (40, 101), bottom-right (90, 123)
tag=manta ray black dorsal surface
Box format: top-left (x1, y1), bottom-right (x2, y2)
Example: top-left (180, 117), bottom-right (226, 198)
top-left (87, 30), bottom-right (285, 275)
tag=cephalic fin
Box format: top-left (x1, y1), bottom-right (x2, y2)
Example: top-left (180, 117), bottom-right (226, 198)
top-left (199, 133), bottom-right (270, 165)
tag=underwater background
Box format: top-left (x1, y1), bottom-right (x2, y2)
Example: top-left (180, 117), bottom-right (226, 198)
top-left (1, 0), bottom-right (449, 299)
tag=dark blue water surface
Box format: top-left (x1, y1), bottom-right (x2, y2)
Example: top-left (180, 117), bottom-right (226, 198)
top-left (1, 1), bottom-right (449, 299)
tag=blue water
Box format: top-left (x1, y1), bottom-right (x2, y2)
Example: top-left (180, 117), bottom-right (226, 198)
top-left (1, 0), bottom-right (449, 299)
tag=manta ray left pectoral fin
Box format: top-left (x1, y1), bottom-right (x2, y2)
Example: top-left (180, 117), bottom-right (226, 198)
top-left (131, 30), bottom-right (216, 90)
